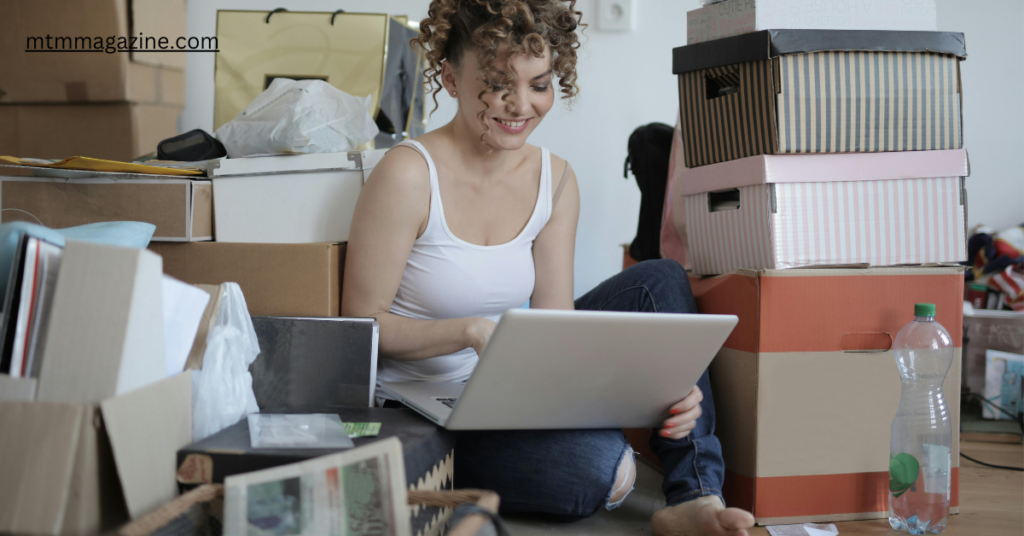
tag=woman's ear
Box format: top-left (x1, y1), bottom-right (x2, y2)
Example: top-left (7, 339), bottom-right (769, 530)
top-left (441, 60), bottom-right (458, 99)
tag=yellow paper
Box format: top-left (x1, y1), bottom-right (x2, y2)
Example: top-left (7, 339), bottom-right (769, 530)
top-left (0, 156), bottom-right (203, 176)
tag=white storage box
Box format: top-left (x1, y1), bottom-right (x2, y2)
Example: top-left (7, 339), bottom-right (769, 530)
top-left (687, 0), bottom-right (937, 45)
top-left (674, 149), bottom-right (969, 275)
top-left (209, 150), bottom-right (386, 244)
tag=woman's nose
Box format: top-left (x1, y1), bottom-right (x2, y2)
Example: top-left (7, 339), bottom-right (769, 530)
top-left (506, 90), bottom-right (530, 115)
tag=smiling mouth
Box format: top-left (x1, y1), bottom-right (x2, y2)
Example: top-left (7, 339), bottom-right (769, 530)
top-left (493, 117), bottom-right (530, 133)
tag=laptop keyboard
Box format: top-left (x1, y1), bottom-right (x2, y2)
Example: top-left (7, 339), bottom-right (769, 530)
top-left (435, 397), bottom-right (458, 409)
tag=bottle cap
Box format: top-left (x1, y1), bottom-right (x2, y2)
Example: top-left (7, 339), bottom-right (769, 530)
top-left (970, 283), bottom-right (988, 291)
top-left (915, 303), bottom-right (936, 317)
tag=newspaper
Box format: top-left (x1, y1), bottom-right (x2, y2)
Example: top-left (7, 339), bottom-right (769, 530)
top-left (224, 437), bottom-right (410, 536)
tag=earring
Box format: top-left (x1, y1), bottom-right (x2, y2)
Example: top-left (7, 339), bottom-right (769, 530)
top-left (452, 92), bottom-right (457, 97)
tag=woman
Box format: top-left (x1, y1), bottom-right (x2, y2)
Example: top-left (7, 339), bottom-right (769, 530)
top-left (342, 1), bottom-right (754, 535)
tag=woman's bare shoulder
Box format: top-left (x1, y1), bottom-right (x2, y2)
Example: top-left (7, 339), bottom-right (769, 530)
top-left (365, 145), bottom-right (431, 193)
top-left (546, 149), bottom-right (572, 189)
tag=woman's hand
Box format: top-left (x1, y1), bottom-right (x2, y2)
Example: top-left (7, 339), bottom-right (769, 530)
top-left (659, 385), bottom-right (703, 440)
top-left (465, 317), bottom-right (497, 357)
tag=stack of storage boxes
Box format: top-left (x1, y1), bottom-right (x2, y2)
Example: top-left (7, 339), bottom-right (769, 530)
top-left (0, 0), bottom-right (187, 161)
top-left (666, 28), bottom-right (970, 525)
top-left (149, 151), bottom-right (383, 317)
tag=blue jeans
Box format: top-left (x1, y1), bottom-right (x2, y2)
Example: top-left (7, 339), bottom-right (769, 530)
top-left (452, 259), bottom-right (725, 519)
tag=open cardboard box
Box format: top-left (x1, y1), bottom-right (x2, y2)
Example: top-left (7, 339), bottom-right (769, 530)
top-left (0, 373), bottom-right (192, 535)
top-left (0, 241), bottom-right (193, 534)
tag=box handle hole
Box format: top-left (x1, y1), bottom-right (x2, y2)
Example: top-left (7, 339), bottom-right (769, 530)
top-left (708, 189), bottom-right (740, 212)
top-left (840, 332), bottom-right (893, 353)
top-left (705, 68), bottom-right (740, 100)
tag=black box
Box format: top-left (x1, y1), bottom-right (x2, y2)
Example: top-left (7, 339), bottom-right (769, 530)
top-left (177, 408), bottom-right (455, 536)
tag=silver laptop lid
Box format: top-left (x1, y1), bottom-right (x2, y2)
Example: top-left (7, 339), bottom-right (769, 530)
top-left (446, 308), bottom-right (737, 430)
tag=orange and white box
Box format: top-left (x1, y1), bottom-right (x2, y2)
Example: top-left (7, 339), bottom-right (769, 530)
top-left (693, 265), bottom-right (963, 525)
top-left (674, 149), bottom-right (969, 275)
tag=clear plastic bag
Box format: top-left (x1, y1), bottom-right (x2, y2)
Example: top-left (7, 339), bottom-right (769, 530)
top-left (215, 78), bottom-right (379, 158)
top-left (192, 283), bottom-right (261, 441)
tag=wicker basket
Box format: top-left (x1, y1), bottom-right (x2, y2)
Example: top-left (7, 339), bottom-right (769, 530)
top-left (118, 485), bottom-right (502, 536)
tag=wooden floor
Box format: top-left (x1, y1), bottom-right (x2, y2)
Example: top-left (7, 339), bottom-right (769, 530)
top-left (748, 440), bottom-right (1024, 536)
top-left (505, 440), bottom-right (1022, 535)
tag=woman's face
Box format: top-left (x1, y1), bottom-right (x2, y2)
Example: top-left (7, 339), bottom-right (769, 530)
top-left (443, 45), bottom-right (555, 151)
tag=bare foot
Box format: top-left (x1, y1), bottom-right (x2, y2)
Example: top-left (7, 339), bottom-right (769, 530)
top-left (651, 495), bottom-right (755, 536)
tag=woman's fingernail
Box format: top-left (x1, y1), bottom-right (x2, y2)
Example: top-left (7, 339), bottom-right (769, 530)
top-left (670, 408), bottom-right (680, 415)
top-left (660, 430), bottom-right (671, 437)
top-left (664, 422), bottom-right (676, 428)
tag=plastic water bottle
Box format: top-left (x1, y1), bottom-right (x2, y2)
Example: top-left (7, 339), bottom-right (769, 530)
top-left (889, 303), bottom-right (953, 534)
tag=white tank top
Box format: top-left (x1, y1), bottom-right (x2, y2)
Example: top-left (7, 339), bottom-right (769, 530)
top-left (377, 140), bottom-right (553, 384)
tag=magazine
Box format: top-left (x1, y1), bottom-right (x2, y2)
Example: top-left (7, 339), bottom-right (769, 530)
top-left (224, 437), bottom-right (410, 536)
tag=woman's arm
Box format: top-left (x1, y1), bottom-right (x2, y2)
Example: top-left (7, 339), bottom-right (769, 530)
top-left (530, 155), bottom-right (580, 310)
top-left (342, 147), bottom-right (490, 360)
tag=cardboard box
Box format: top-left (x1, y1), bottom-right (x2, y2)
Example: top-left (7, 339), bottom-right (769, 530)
top-left (0, 241), bottom-right (189, 535)
top-left (0, 169), bottom-right (212, 242)
top-left (692, 266), bottom-right (963, 524)
top-left (149, 242), bottom-right (346, 317)
top-left (0, 103), bottom-right (182, 162)
top-left (673, 30), bottom-right (966, 168)
top-left (207, 150), bottom-right (387, 242)
top-left (0, 373), bottom-right (193, 535)
top-left (687, 0), bottom-right (937, 45)
top-left (0, 0), bottom-right (186, 104)
top-left (208, 152), bottom-right (384, 244)
top-left (673, 149), bottom-right (969, 275)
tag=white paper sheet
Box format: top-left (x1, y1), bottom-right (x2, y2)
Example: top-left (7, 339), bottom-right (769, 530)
top-left (162, 276), bottom-right (210, 376)
top-left (766, 523), bottom-right (839, 536)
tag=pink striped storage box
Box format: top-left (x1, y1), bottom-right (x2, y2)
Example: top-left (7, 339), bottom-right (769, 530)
top-left (673, 149), bottom-right (969, 275)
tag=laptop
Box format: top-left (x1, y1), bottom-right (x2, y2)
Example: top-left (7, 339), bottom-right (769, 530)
top-left (379, 308), bottom-right (737, 430)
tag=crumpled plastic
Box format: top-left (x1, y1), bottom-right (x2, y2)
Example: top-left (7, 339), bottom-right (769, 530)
top-left (191, 282), bottom-right (261, 441)
top-left (215, 78), bottom-right (379, 158)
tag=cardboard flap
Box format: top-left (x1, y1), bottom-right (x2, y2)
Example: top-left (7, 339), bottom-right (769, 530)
top-left (100, 371), bottom-right (192, 519)
top-left (38, 241), bottom-right (165, 404)
top-left (0, 374), bottom-right (37, 401)
top-left (0, 401), bottom-right (85, 535)
top-left (184, 284), bottom-right (223, 371)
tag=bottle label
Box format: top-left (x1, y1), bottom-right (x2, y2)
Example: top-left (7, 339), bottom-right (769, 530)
top-left (922, 443), bottom-right (951, 496)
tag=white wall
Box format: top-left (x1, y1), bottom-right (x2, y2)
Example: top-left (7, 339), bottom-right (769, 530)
top-left (936, 0), bottom-right (1024, 233)
top-left (183, 0), bottom-right (1023, 298)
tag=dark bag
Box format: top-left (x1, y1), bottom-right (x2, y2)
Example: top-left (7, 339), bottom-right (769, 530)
top-left (623, 122), bottom-right (674, 262)
top-left (157, 129), bottom-right (227, 161)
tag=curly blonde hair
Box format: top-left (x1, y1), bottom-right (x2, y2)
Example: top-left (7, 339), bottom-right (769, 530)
top-left (412, 0), bottom-right (584, 119)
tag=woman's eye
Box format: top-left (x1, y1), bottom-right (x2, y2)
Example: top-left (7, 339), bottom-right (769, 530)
top-left (532, 85), bottom-right (550, 93)
top-left (492, 85), bottom-right (505, 92)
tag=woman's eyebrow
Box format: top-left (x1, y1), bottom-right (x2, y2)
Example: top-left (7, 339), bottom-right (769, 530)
top-left (493, 69), bottom-right (553, 81)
